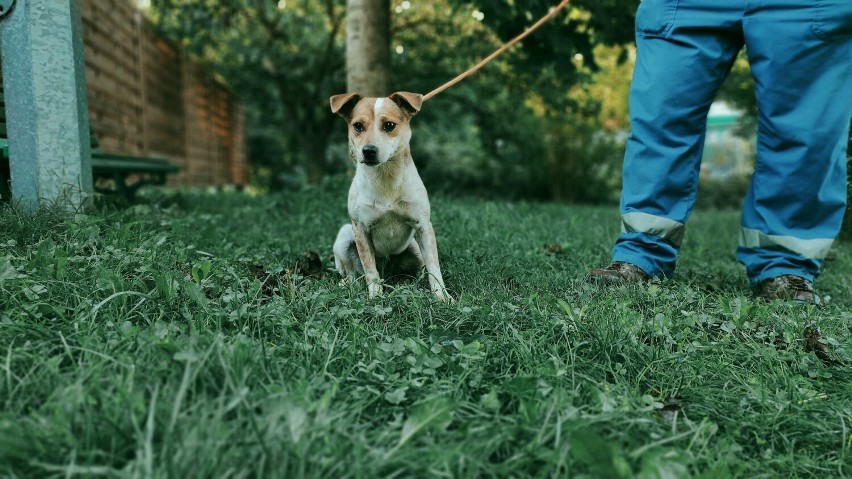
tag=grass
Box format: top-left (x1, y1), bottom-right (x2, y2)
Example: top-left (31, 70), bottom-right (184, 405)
top-left (1, 178), bottom-right (850, 478)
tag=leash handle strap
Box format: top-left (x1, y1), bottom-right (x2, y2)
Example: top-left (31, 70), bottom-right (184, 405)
top-left (423, 0), bottom-right (571, 102)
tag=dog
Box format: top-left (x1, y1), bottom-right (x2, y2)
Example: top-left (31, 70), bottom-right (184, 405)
top-left (329, 91), bottom-right (452, 302)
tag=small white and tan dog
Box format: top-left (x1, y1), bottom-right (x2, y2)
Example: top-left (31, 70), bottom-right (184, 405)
top-left (329, 91), bottom-right (452, 302)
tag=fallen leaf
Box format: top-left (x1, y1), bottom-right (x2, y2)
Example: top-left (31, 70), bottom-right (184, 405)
top-left (804, 324), bottom-right (840, 366)
top-left (544, 243), bottom-right (562, 254)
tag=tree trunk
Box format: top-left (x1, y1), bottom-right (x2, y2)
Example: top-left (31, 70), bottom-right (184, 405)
top-left (346, 0), bottom-right (391, 96)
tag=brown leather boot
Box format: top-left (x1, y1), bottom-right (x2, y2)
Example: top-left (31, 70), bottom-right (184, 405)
top-left (754, 275), bottom-right (821, 305)
top-left (586, 261), bottom-right (651, 285)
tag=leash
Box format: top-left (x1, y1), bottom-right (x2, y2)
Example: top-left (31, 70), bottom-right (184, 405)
top-left (422, 0), bottom-right (571, 102)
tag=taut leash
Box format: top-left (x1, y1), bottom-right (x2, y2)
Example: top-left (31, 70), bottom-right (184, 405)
top-left (422, 0), bottom-right (571, 102)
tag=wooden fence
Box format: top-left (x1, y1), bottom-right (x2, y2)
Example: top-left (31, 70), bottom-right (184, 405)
top-left (79, 0), bottom-right (247, 187)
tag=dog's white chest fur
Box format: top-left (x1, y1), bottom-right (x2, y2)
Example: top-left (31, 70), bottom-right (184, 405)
top-left (364, 208), bottom-right (416, 257)
top-left (351, 176), bottom-right (420, 257)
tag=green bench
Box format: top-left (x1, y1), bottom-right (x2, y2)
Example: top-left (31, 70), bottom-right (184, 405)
top-left (1, 87), bottom-right (179, 201)
top-left (89, 135), bottom-right (180, 199)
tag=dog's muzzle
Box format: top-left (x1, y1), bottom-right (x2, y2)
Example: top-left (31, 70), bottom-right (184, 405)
top-left (362, 145), bottom-right (379, 165)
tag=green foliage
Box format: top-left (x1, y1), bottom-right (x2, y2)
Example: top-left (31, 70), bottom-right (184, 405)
top-left (694, 174), bottom-right (751, 210)
top-left (387, 1), bottom-right (554, 199)
top-left (146, 0), bottom-right (638, 200)
top-left (149, 0), bottom-right (347, 184)
top-left (448, 0), bottom-right (637, 104)
top-left (412, 86), bottom-right (552, 200)
top-left (541, 44), bottom-right (633, 204)
top-left (399, 1), bottom-right (636, 201)
top-left (545, 120), bottom-right (625, 203)
top-left (716, 50), bottom-right (758, 137)
top-left (1, 186), bottom-right (851, 476)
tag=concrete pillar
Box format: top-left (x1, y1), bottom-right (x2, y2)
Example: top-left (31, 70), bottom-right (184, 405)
top-left (1, 0), bottom-right (93, 210)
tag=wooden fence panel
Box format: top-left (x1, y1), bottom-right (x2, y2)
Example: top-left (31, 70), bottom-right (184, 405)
top-left (80, 0), bottom-right (145, 155)
top-left (230, 103), bottom-right (249, 185)
top-left (140, 30), bottom-right (186, 171)
top-left (77, 0), bottom-right (245, 187)
top-left (182, 62), bottom-right (214, 186)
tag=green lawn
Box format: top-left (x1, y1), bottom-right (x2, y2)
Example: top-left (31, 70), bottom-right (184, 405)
top-left (1, 181), bottom-right (850, 478)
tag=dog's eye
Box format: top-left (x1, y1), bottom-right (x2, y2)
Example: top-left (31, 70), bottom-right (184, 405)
top-left (353, 122), bottom-right (365, 132)
top-left (382, 121), bottom-right (396, 133)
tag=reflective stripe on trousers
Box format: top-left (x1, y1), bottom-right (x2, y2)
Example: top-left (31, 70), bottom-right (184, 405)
top-left (738, 228), bottom-right (834, 261)
top-left (621, 212), bottom-right (684, 247)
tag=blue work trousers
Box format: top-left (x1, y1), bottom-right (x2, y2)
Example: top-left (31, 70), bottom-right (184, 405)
top-left (613, 0), bottom-right (852, 284)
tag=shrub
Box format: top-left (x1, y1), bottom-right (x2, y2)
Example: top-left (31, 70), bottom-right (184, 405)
top-left (694, 173), bottom-right (752, 210)
top-left (544, 123), bottom-right (624, 205)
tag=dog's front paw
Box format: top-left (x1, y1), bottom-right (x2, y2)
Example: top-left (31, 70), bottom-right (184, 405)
top-left (434, 289), bottom-right (455, 303)
top-left (368, 282), bottom-right (384, 298)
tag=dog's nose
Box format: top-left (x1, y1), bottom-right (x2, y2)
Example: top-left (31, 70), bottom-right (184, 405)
top-left (362, 145), bottom-right (379, 163)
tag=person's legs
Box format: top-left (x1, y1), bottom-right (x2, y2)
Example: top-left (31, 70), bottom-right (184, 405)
top-left (737, 0), bottom-right (852, 287)
top-left (609, 0), bottom-right (745, 279)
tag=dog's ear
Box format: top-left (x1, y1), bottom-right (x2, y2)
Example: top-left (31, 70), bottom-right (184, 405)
top-left (389, 91), bottom-right (423, 117)
top-left (330, 93), bottom-right (363, 119)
